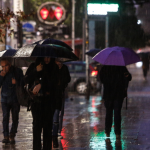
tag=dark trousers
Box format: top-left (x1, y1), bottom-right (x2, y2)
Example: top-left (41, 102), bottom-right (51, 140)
top-left (58, 101), bottom-right (65, 133)
top-left (143, 69), bottom-right (148, 77)
top-left (1, 102), bottom-right (20, 137)
top-left (31, 96), bottom-right (54, 150)
top-left (104, 99), bottom-right (124, 135)
top-left (53, 96), bottom-right (65, 136)
top-left (53, 109), bottom-right (60, 136)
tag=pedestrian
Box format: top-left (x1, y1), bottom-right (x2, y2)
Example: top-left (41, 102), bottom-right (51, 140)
top-left (141, 54), bottom-right (149, 81)
top-left (0, 58), bottom-right (23, 144)
top-left (52, 59), bottom-right (71, 148)
top-left (24, 57), bottom-right (59, 150)
top-left (99, 65), bottom-right (132, 139)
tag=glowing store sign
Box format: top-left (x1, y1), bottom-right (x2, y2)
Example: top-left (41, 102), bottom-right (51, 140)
top-left (87, 3), bottom-right (119, 15)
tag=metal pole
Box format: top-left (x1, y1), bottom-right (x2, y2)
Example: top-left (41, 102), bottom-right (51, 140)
top-left (82, 18), bottom-right (85, 61)
top-left (72, 0), bottom-right (75, 52)
top-left (105, 16), bottom-right (109, 48)
top-left (105, 0), bottom-right (109, 48)
top-left (85, 0), bottom-right (90, 100)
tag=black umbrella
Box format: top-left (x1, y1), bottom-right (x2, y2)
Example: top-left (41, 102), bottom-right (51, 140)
top-left (34, 38), bottom-right (73, 51)
top-left (85, 49), bottom-right (101, 57)
top-left (0, 49), bottom-right (17, 57)
top-left (138, 52), bottom-right (149, 59)
top-left (14, 44), bottom-right (78, 62)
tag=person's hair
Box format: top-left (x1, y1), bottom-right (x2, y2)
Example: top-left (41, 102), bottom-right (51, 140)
top-left (35, 57), bottom-right (44, 66)
top-left (0, 58), bottom-right (12, 65)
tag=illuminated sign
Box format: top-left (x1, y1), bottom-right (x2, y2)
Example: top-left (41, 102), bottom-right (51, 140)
top-left (87, 3), bottom-right (119, 15)
top-left (37, 2), bottom-right (66, 25)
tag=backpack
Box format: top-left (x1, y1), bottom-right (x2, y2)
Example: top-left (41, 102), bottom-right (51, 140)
top-left (14, 68), bottom-right (34, 111)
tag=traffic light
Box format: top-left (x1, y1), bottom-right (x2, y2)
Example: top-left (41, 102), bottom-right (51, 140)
top-left (40, 7), bottom-right (63, 21)
top-left (37, 2), bottom-right (66, 25)
top-left (40, 7), bottom-right (49, 20)
top-left (54, 7), bottom-right (63, 20)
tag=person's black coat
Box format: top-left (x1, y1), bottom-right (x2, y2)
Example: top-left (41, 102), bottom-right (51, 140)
top-left (99, 65), bottom-right (132, 101)
top-left (24, 58), bottom-right (59, 97)
top-left (58, 64), bottom-right (71, 91)
top-left (55, 64), bottom-right (71, 110)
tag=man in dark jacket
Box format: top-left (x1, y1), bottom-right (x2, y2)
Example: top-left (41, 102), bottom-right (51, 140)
top-left (100, 65), bottom-right (132, 139)
top-left (52, 60), bottom-right (71, 148)
top-left (0, 58), bottom-right (23, 144)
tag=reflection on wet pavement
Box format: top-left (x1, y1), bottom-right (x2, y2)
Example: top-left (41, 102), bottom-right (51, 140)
top-left (1, 66), bottom-right (150, 149)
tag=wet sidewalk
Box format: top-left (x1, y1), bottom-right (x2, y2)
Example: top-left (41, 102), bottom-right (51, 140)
top-left (1, 66), bottom-right (150, 150)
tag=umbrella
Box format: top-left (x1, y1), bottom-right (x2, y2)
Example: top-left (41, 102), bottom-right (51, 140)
top-left (85, 49), bottom-right (101, 57)
top-left (0, 49), bottom-right (16, 57)
top-left (138, 52), bottom-right (149, 59)
top-left (92, 46), bottom-right (140, 66)
top-left (34, 38), bottom-right (73, 51)
top-left (14, 44), bottom-right (78, 62)
top-left (0, 49), bottom-right (33, 67)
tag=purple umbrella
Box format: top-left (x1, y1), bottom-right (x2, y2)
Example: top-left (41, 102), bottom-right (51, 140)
top-left (92, 46), bottom-right (140, 66)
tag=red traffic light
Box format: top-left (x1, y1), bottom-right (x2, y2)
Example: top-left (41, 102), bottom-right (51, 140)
top-left (40, 7), bottom-right (49, 20)
top-left (37, 2), bottom-right (66, 25)
top-left (54, 7), bottom-right (63, 20)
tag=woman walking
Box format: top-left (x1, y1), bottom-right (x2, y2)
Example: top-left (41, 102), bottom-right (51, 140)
top-left (24, 57), bottom-right (59, 150)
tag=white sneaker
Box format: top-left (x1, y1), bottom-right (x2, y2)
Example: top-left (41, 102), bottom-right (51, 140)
top-left (58, 133), bottom-right (63, 139)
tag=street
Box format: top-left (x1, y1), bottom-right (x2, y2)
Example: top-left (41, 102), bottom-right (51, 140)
top-left (0, 65), bottom-right (150, 150)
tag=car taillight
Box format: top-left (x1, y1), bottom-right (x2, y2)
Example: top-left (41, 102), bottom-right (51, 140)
top-left (91, 71), bottom-right (98, 76)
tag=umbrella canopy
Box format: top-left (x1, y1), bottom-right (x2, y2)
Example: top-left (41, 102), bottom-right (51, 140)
top-left (14, 44), bottom-right (78, 62)
top-left (138, 52), bottom-right (149, 59)
top-left (92, 46), bottom-right (140, 66)
top-left (85, 49), bottom-right (101, 57)
top-left (0, 49), bottom-right (17, 57)
top-left (34, 38), bottom-right (73, 51)
top-left (137, 49), bottom-right (150, 59)
top-left (0, 49), bottom-right (33, 67)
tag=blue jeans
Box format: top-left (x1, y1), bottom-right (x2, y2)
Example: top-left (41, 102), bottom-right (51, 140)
top-left (53, 100), bottom-right (65, 136)
top-left (1, 102), bottom-right (20, 137)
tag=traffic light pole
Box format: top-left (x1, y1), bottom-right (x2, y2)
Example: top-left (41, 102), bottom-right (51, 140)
top-left (17, 19), bottom-right (23, 48)
top-left (72, 0), bottom-right (75, 52)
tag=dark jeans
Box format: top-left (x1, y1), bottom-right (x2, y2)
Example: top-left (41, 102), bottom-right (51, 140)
top-left (31, 96), bottom-right (54, 150)
top-left (104, 99), bottom-right (124, 135)
top-left (53, 109), bottom-right (60, 136)
top-left (1, 102), bottom-right (20, 137)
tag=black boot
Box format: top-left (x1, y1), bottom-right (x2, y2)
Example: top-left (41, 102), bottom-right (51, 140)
top-left (53, 136), bottom-right (59, 148)
top-left (2, 137), bottom-right (10, 143)
top-left (9, 134), bottom-right (15, 144)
